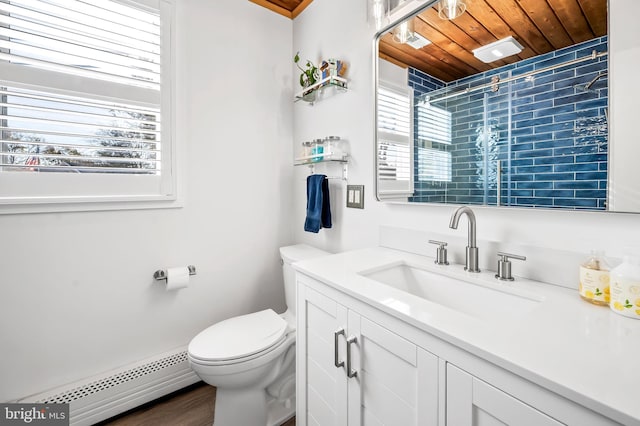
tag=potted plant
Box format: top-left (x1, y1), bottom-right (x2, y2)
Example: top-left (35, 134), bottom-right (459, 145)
top-left (294, 51), bottom-right (319, 102)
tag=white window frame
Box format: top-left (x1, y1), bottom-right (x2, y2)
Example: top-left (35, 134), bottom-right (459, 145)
top-left (0, 0), bottom-right (177, 214)
top-left (377, 79), bottom-right (414, 199)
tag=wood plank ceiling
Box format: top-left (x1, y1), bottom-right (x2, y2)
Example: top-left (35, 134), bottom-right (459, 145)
top-left (249, 0), bottom-right (312, 19)
top-left (379, 0), bottom-right (607, 82)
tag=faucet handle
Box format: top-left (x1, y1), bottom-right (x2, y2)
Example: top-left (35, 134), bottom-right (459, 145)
top-left (428, 240), bottom-right (449, 265)
top-left (495, 252), bottom-right (526, 281)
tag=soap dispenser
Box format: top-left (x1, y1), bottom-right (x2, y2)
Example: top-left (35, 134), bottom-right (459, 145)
top-left (579, 250), bottom-right (610, 306)
top-left (609, 255), bottom-right (640, 319)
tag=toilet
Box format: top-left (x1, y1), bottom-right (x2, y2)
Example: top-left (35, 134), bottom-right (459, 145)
top-left (188, 244), bottom-right (329, 426)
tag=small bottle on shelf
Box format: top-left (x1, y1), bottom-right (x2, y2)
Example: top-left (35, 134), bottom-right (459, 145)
top-left (300, 141), bottom-right (312, 160)
top-left (311, 138), bottom-right (324, 162)
top-left (324, 136), bottom-right (342, 160)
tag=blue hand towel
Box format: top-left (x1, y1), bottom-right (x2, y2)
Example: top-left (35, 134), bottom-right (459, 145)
top-left (304, 174), bottom-right (332, 233)
top-left (321, 176), bottom-right (332, 229)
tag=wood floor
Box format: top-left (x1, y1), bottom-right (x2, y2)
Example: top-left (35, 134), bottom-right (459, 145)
top-left (98, 383), bottom-right (296, 426)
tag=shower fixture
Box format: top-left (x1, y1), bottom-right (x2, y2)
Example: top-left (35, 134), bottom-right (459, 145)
top-left (579, 71), bottom-right (608, 91)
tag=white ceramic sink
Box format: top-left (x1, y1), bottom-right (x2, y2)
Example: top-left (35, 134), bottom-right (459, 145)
top-left (360, 262), bottom-right (542, 322)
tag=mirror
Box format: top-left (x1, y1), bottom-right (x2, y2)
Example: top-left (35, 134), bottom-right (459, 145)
top-left (374, 0), bottom-right (623, 211)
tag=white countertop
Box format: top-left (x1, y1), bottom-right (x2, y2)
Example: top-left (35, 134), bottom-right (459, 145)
top-left (293, 247), bottom-right (640, 425)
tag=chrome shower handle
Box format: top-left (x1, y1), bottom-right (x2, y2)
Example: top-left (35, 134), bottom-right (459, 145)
top-left (334, 329), bottom-right (345, 368)
top-left (346, 336), bottom-right (358, 379)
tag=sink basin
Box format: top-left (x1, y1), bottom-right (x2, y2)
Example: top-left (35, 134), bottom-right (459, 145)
top-left (360, 262), bottom-right (542, 322)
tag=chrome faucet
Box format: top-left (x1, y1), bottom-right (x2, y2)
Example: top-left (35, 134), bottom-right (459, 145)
top-left (449, 206), bottom-right (480, 272)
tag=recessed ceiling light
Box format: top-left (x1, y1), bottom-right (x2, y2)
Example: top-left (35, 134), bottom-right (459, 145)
top-left (473, 36), bottom-right (524, 63)
top-left (406, 33), bottom-right (431, 49)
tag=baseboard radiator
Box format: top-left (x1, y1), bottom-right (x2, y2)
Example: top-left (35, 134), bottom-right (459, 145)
top-left (18, 347), bottom-right (200, 426)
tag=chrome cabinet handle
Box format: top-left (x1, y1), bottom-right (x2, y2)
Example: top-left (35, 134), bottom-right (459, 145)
top-left (334, 329), bottom-right (345, 368)
top-left (346, 336), bottom-right (358, 379)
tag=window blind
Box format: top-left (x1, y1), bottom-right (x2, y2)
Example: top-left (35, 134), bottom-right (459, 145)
top-left (0, 85), bottom-right (160, 174)
top-left (377, 83), bottom-right (414, 197)
top-left (417, 147), bottom-right (452, 182)
top-left (0, 0), bottom-right (174, 207)
top-left (0, 0), bottom-right (161, 89)
top-left (416, 103), bottom-right (452, 145)
top-left (415, 102), bottom-right (452, 183)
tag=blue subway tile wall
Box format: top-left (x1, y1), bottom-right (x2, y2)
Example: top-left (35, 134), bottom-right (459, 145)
top-left (407, 36), bottom-right (608, 209)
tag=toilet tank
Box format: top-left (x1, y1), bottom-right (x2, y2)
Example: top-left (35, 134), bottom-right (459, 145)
top-left (280, 244), bottom-right (330, 317)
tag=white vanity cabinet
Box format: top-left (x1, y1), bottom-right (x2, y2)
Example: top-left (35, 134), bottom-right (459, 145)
top-left (296, 277), bottom-right (440, 426)
top-left (296, 271), bottom-right (624, 426)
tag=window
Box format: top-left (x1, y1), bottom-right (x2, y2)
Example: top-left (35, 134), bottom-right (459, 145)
top-left (416, 102), bottom-right (451, 146)
top-left (0, 0), bottom-right (175, 210)
top-left (416, 147), bottom-right (451, 182)
top-left (377, 82), bottom-right (413, 198)
top-left (416, 103), bottom-right (452, 183)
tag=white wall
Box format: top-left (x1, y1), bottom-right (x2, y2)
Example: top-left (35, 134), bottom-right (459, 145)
top-left (293, 1), bottom-right (640, 262)
top-left (0, 0), bottom-right (293, 402)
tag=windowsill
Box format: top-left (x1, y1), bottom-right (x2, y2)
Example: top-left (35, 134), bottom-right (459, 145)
top-left (0, 196), bottom-right (183, 215)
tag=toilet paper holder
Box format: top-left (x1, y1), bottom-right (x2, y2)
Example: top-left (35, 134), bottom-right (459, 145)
top-left (153, 265), bottom-right (197, 281)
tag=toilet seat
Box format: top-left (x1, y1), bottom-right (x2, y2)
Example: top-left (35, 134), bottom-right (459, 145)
top-left (188, 309), bottom-right (287, 364)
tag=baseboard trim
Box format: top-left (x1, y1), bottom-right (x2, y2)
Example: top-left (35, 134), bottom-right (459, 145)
top-left (19, 347), bottom-right (199, 426)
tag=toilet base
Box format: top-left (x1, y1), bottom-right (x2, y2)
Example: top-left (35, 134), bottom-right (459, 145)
top-left (212, 388), bottom-right (295, 426)
top-left (266, 394), bottom-right (295, 426)
top-left (213, 388), bottom-right (264, 426)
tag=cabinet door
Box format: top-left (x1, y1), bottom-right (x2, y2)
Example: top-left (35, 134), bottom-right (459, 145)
top-left (447, 364), bottom-right (563, 426)
top-left (348, 314), bottom-right (440, 426)
top-left (297, 285), bottom-right (348, 426)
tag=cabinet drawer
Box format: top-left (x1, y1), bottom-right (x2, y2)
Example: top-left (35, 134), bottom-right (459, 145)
top-left (447, 364), bottom-right (562, 426)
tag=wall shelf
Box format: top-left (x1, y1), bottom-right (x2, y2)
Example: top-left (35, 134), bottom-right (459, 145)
top-left (294, 76), bottom-right (348, 104)
top-left (294, 153), bottom-right (349, 180)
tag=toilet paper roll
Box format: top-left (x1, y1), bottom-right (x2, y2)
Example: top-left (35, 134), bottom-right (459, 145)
top-left (165, 266), bottom-right (190, 291)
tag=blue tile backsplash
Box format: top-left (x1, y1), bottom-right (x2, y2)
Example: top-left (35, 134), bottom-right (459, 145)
top-left (407, 36), bottom-right (608, 210)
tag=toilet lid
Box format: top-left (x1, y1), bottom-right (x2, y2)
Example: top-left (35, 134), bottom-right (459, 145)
top-left (188, 309), bottom-right (287, 362)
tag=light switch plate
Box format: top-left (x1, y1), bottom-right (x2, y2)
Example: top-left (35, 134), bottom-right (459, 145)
top-left (346, 185), bottom-right (364, 209)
